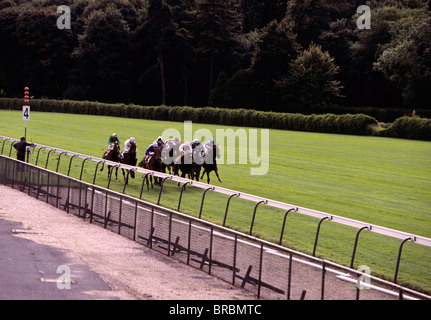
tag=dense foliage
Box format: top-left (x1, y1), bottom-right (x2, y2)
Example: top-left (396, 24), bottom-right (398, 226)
top-left (0, 0), bottom-right (430, 113)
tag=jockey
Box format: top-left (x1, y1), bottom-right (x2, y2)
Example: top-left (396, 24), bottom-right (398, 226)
top-left (166, 137), bottom-right (181, 147)
top-left (204, 139), bottom-right (215, 154)
top-left (176, 141), bottom-right (192, 164)
top-left (153, 136), bottom-right (164, 147)
top-left (163, 138), bottom-right (181, 164)
top-left (145, 142), bottom-right (158, 156)
top-left (179, 141), bottom-right (191, 155)
top-left (191, 139), bottom-right (201, 150)
top-left (108, 133), bottom-right (120, 148)
top-left (123, 137), bottom-right (137, 154)
top-left (164, 137), bottom-right (181, 152)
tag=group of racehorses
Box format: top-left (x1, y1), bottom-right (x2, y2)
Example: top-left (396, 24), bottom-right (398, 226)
top-left (101, 139), bottom-right (222, 189)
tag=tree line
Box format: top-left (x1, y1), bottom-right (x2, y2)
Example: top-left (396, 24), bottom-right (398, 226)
top-left (0, 0), bottom-right (430, 114)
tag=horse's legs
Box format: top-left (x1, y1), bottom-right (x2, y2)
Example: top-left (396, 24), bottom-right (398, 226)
top-left (195, 168), bottom-right (200, 181)
top-left (115, 167), bottom-right (118, 181)
top-left (145, 175), bottom-right (150, 190)
top-left (200, 168), bottom-right (206, 180)
top-left (214, 166), bottom-right (222, 182)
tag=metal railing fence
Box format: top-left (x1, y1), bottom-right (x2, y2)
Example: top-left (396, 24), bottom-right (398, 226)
top-left (1, 155), bottom-right (430, 300)
top-left (2, 135), bottom-right (431, 274)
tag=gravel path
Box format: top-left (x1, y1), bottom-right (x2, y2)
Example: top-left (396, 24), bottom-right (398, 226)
top-left (0, 185), bottom-right (256, 300)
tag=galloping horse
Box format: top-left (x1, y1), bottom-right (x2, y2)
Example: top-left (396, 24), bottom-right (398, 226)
top-left (100, 140), bottom-right (121, 180)
top-left (172, 149), bottom-right (203, 188)
top-left (138, 147), bottom-right (163, 189)
top-left (120, 142), bottom-right (137, 183)
top-left (200, 144), bottom-right (222, 184)
top-left (176, 152), bottom-right (195, 181)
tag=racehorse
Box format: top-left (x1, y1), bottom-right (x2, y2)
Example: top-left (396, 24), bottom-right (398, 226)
top-left (120, 142), bottom-right (137, 184)
top-left (200, 144), bottom-right (222, 184)
top-left (138, 147), bottom-right (163, 189)
top-left (173, 150), bottom-right (203, 188)
top-left (100, 140), bottom-right (121, 180)
top-left (176, 152), bottom-right (195, 181)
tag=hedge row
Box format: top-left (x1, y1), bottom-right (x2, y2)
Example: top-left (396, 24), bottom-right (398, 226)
top-left (322, 105), bottom-right (431, 123)
top-left (1, 98), bottom-right (430, 140)
top-left (376, 116), bottom-right (431, 141)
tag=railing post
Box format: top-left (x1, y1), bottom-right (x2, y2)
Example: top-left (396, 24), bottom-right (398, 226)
top-left (103, 189), bottom-right (108, 228)
top-left (106, 164), bottom-right (119, 189)
top-left (93, 160), bottom-right (104, 185)
top-left (157, 176), bottom-right (170, 205)
top-left (199, 187), bottom-right (214, 219)
top-left (45, 149), bottom-right (54, 169)
top-left (287, 252), bottom-right (292, 300)
top-left (36, 167), bottom-right (41, 200)
top-left (89, 185), bottom-right (95, 224)
top-left (27, 162), bottom-right (32, 195)
top-left (8, 141), bottom-right (14, 157)
top-left (394, 237), bottom-right (415, 284)
top-left (79, 157), bottom-right (89, 180)
top-left (232, 234), bottom-right (238, 285)
top-left (122, 169), bottom-right (132, 194)
top-left (321, 261), bottom-right (326, 300)
top-left (223, 193), bottom-right (239, 227)
top-left (313, 216), bottom-right (332, 256)
top-left (118, 195), bottom-right (123, 235)
top-left (350, 226), bottom-right (370, 268)
top-left (209, 226), bottom-right (214, 275)
top-left (56, 151), bottom-right (66, 172)
top-left (279, 208), bottom-right (297, 245)
top-left (35, 147), bottom-right (45, 166)
top-left (67, 154), bottom-right (77, 176)
top-left (11, 159), bottom-right (16, 189)
top-left (168, 211), bottom-right (172, 257)
top-left (258, 243), bottom-right (264, 299)
top-left (133, 201), bottom-right (138, 241)
top-left (187, 219), bottom-right (192, 265)
top-left (45, 171), bottom-right (50, 203)
top-left (56, 171), bottom-right (61, 208)
top-left (177, 181), bottom-right (191, 212)
top-left (140, 173), bottom-right (150, 198)
top-left (1, 139), bottom-right (7, 155)
top-left (249, 200), bottom-right (266, 235)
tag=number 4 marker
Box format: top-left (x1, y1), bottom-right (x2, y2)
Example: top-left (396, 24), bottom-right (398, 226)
top-left (22, 105), bottom-right (30, 121)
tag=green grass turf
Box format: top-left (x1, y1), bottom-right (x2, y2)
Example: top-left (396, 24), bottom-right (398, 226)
top-left (1, 109), bottom-right (431, 294)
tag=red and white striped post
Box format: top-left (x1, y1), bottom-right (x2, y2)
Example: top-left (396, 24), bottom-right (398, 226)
top-left (23, 87), bottom-right (31, 162)
top-left (23, 87), bottom-right (30, 139)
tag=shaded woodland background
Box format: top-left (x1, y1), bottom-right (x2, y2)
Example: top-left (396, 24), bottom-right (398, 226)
top-left (0, 0), bottom-right (430, 114)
